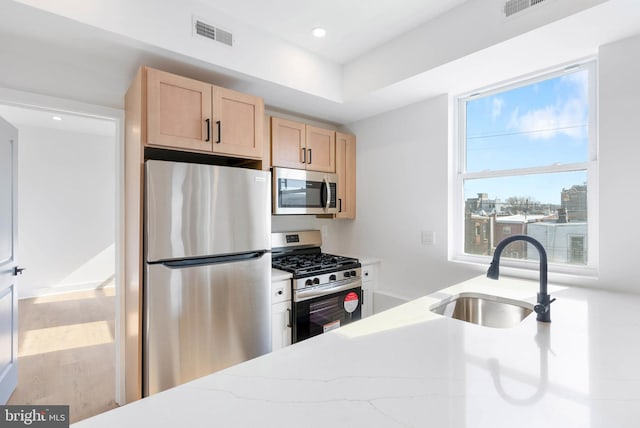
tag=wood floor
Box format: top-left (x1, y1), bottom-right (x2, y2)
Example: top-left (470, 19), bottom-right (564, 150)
top-left (7, 286), bottom-right (119, 423)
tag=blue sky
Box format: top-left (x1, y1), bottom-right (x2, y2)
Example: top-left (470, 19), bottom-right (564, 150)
top-left (464, 69), bottom-right (589, 205)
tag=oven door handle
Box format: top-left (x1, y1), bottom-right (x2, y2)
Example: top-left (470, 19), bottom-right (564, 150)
top-left (294, 279), bottom-right (362, 302)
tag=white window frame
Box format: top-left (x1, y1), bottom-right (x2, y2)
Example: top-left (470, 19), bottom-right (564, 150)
top-left (451, 59), bottom-right (598, 277)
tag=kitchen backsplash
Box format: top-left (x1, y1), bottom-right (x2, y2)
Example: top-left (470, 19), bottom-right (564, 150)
top-left (271, 215), bottom-right (351, 256)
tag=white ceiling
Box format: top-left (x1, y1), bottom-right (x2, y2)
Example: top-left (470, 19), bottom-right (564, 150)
top-left (1, 0), bottom-right (640, 129)
top-left (0, 105), bottom-right (116, 137)
top-left (199, 0), bottom-right (470, 63)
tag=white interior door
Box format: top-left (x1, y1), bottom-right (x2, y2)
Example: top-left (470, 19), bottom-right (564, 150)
top-left (0, 116), bottom-right (19, 404)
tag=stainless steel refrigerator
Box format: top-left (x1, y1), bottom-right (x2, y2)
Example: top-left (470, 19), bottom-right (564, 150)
top-left (143, 160), bottom-right (271, 396)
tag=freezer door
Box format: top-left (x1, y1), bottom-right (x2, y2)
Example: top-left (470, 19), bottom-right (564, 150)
top-left (146, 160), bottom-right (271, 262)
top-left (144, 253), bottom-right (271, 396)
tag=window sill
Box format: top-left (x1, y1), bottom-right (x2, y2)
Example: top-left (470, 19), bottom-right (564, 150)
top-left (449, 254), bottom-right (599, 285)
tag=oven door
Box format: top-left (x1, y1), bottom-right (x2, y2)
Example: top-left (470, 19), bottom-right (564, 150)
top-left (292, 282), bottom-right (362, 343)
top-left (273, 167), bottom-right (338, 215)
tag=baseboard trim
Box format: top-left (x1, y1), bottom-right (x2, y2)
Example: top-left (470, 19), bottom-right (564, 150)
top-left (18, 281), bottom-right (114, 300)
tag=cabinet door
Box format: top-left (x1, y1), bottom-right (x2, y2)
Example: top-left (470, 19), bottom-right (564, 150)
top-left (146, 68), bottom-right (213, 151)
top-left (271, 301), bottom-right (292, 351)
top-left (361, 263), bottom-right (376, 318)
top-left (306, 125), bottom-right (335, 173)
top-left (361, 285), bottom-right (373, 318)
top-left (213, 86), bottom-right (264, 159)
top-left (271, 117), bottom-right (306, 169)
top-left (335, 132), bottom-right (356, 219)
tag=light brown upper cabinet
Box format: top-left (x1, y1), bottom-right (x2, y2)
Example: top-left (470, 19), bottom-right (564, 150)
top-left (271, 117), bottom-right (306, 169)
top-left (335, 132), bottom-right (356, 219)
top-left (146, 68), bottom-right (212, 151)
top-left (213, 86), bottom-right (264, 159)
top-left (305, 125), bottom-right (335, 173)
top-left (145, 67), bottom-right (264, 159)
top-left (271, 117), bottom-right (335, 173)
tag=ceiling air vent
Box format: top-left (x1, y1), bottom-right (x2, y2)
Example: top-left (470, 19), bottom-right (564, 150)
top-left (194, 18), bottom-right (233, 47)
top-left (504, 0), bottom-right (548, 17)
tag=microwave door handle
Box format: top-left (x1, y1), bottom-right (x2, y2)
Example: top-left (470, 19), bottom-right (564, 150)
top-left (320, 179), bottom-right (327, 209)
top-left (324, 177), bottom-right (331, 211)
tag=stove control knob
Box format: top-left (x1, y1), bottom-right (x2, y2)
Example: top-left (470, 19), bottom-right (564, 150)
top-left (313, 278), bottom-right (320, 285)
top-left (329, 274), bottom-right (337, 281)
top-left (350, 270), bottom-right (357, 277)
top-left (344, 271), bottom-right (351, 278)
top-left (305, 279), bottom-right (313, 286)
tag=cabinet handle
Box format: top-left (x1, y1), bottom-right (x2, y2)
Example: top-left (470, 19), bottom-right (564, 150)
top-left (308, 148), bottom-right (312, 164)
top-left (286, 308), bottom-right (292, 328)
top-left (205, 118), bottom-right (211, 142)
top-left (339, 198), bottom-right (342, 213)
top-left (301, 147), bottom-right (307, 164)
top-left (216, 120), bottom-right (221, 144)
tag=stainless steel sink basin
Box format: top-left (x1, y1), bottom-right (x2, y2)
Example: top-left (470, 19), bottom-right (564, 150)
top-left (431, 293), bottom-right (533, 328)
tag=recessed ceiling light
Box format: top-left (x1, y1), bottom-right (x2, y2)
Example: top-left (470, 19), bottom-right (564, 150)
top-left (311, 27), bottom-right (327, 38)
top-left (52, 116), bottom-right (62, 121)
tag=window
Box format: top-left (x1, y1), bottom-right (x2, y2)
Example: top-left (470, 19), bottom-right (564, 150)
top-left (454, 62), bottom-right (597, 273)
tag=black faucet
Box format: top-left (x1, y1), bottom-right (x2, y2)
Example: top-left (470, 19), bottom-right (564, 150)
top-left (486, 235), bottom-right (556, 323)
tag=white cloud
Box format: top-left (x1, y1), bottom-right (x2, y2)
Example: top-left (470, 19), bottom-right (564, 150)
top-left (507, 97), bottom-right (587, 140)
top-left (507, 69), bottom-right (589, 140)
top-left (560, 70), bottom-right (588, 102)
top-left (491, 97), bottom-right (504, 121)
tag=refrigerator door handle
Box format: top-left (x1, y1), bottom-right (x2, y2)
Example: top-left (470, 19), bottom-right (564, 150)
top-left (158, 250), bottom-right (269, 269)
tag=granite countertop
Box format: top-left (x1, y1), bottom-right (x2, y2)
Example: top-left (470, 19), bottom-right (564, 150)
top-left (74, 276), bottom-right (640, 427)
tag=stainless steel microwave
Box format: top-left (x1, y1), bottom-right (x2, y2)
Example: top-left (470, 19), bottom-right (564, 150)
top-left (272, 167), bottom-right (338, 215)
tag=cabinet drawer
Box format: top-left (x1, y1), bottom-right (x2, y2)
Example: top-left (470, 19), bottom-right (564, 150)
top-left (362, 266), bottom-right (375, 283)
top-left (271, 279), bottom-right (291, 304)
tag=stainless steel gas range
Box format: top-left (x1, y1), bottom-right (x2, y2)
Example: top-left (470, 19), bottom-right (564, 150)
top-left (272, 230), bottom-right (362, 343)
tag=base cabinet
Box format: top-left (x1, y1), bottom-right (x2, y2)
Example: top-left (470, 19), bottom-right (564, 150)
top-left (271, 279), bottom-right (292, 351)
top-left (361, 262), bottom-right (378, 318)
top-left (271, 301), bottom-right (292, 351)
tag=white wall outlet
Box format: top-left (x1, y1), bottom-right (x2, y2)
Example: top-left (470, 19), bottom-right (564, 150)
top-left (321, 225), bottom-right (329, 239)
top-left (421, 230), bottom-right (436, 246)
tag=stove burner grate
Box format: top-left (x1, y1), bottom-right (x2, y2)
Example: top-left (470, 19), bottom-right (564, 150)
top-left (272, 252), bottom-right (359, 276)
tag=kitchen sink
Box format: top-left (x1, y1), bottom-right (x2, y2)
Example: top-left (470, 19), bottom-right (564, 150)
top-left (431, 293), bottom-right (533, 328)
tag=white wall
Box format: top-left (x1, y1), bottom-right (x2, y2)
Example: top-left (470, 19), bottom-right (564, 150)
top-left (18, 126), bottom-right (115, 298)
top-left (597, 34), bottom-right (640, 292)
top-left (12, 0), bottom-right (342, 102)
top-left (334, 33), bottom-right (640, 298)
top-left (331, 95), bottom-right (477, 300)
